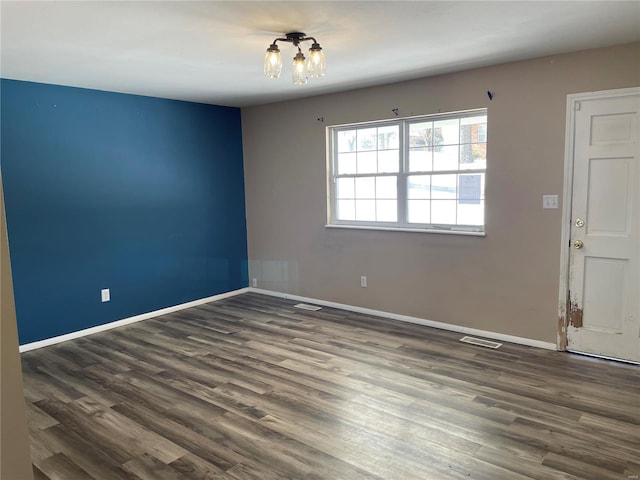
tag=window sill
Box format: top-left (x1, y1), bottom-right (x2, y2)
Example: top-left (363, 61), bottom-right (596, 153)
top-left (325, 224), bottom-right (486, 237)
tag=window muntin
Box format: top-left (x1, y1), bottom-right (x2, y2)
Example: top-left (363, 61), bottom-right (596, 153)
top-left (329, 110), bottom-right (486, 233)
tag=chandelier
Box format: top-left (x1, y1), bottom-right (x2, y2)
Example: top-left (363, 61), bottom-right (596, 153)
top-left (264, 32), bottom-right (326, 86)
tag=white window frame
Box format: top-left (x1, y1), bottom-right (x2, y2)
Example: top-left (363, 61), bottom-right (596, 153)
top-left (327, 109), bottom-right (487, 235)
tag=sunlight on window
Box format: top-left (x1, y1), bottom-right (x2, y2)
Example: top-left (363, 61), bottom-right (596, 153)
top-left (329, 110), bottom-right (486, 233)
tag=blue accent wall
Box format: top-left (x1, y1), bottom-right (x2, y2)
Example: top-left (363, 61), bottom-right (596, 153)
top-left (1, 79), bottom-right (248, 344)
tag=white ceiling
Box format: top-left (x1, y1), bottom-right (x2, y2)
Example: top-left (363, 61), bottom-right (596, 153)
top-left (1, 1), bottom-right (639, 108)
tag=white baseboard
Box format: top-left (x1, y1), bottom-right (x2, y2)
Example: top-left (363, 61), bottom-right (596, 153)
top-left (19, 287), bottom-right (250, 353)
top-left (250, 288), bottom-right (557, 351)
top-left (20, 286), bottom-right (556, 353)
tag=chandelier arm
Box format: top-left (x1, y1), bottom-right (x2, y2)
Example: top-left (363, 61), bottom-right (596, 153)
top-left (271, 33), bottom-right (320, 46)
top-left (271, 37), bottom-right (290, 45)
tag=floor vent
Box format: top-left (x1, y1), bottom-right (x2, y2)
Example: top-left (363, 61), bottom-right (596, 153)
top-left (294, 303), bottom-right (322, 311)
top-left (460, 336), bottom-right (502, 349)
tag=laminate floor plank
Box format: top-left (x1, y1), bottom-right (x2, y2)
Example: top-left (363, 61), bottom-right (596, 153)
top-left (21, 292), bottom-right (640, 479)
top-left (473, 446), bottom-right (582, 480)
top-left (34, 424), bottom-right (142, 480)
top-left (25, 399), bottom-right (59, 431)
top-left (21, 357), bottom-right (86, 404)
top-left (111, 400), bottom-right (247, 472)
top-left (155, 369), bottom-right (269, 422)
top-left (475, 394), bottom-right (640, 459)
top-left (32, 465), bottom-right (52, 480)
top-left (28, 424), bottom-right (61, 464)
top-left (168, 453), bottom-right (229, 480)
top-left (37, 452), bottom-right (95, 480)
top-left (578, 412), bottom-right (640, 443)
top-left (78, 338), bottom-right (164, 376)
top-left (122, 453), bottom-right (190, 480)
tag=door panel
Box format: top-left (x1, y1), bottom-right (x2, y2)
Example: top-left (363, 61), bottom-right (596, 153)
top-left (590, 113), bottom-right (635, 145)
top-left (586, 158), bottom-right (631, 234)
top-left (582, 257), bottom-right (626, 332)
top-left (566, 90), bottom-right (640, 363)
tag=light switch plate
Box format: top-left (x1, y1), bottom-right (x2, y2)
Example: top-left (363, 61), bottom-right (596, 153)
top-left (101, 288), bottom-right (110, 302)
top-left (543, 195), bottom-right (559, 209)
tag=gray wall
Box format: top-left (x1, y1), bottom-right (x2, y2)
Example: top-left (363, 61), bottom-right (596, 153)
top-left (1, 179), bottom-right (33, 480)
top-left (242, 42), bottom-right (640, 344)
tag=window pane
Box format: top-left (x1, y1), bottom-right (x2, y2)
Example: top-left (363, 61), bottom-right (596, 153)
top-left (460, 115), bottom-right (487, 170)
top-left (376, 200), bottom-right (397, 222)
top-left (431, 200), bottom-right (457, 224)
top-left (355, 199), bottom-right (376, 221)
top-left (457, 201), bottom-right (484, 225)
top-left (378, 125), bottom-right (399, 149)
top-left (408, 175), bottom-right (431, 199)
top-left (409, 147), bottom-right (432, 172)
top-left (458, 174), bottom-right (484, 203)
top-left (355, 177), bottom-right (376, 198)
top-left (376, 176), bottom-right (397, 199)
top-left (460, 115), bottom-right (487, 143)
top-left (434, 118), bottom-right (459, 144)
top-left (336, 178), bottom-right (354, 199)
top-left (477, 124), bottom-right (487, 143)
top-left (433, 145), bottom-right (459, 171)
top-left (357, 151), bottom-right (377, 174)
top-left (431, 174), bottom-right (457, 199)
top-left (408, 199), bottom-right (430, 224)
top-left (357, 128), bottom-right (377, 151)
top-left (337, 152), bottom-right (356, 174)
top-left (409, 122), bottom-right (435, 147)
top-left (337, 130), bottom-right (357, 152)
top-left (460, 143), bottom-right (486, 170)
top-left (337, 200), bottom-right (355, 220)
top-left (378, 149), bottom-right (399, 173)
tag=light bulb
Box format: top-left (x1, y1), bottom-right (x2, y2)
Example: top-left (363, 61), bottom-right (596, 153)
top-left (264, 44), bottom-right (282, 78)
top-left (307, 43), bottom-right (325, 78)
top-left (292, 51), bottom-right (307, 86)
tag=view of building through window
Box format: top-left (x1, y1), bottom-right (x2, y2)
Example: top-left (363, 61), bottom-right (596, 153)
top-left (329, 110), bottom-right (487, 233)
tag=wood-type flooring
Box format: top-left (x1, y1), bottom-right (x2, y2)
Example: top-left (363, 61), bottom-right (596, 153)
top-left (21, 293), bottom-right (640, 480)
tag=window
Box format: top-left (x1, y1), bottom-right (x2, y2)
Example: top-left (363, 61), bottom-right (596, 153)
top-left (328, 109), bottom-right (487, 234)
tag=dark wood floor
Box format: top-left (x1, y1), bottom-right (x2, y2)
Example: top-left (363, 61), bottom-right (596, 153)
top-left (21, 293), bottom-right (640, 480)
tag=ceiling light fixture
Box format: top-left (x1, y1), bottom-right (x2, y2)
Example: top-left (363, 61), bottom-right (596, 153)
top-left (264, 32), bottom-right (325, 86)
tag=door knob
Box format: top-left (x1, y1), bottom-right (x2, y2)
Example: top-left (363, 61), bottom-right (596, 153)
top-left (573, 239), bottom-right (584, 249)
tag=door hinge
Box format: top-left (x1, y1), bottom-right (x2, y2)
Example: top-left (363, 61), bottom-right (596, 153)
top-left (575, 101), bottom-right (581, 111)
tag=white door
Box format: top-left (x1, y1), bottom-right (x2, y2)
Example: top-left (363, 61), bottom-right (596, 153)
top-left (565, 88), bottom-right (640, 363)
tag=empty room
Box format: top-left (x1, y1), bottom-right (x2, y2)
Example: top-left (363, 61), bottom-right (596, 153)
top-left (1, 1), bottom-right (639, 479)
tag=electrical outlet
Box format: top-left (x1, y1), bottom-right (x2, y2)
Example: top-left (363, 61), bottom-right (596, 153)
top-left (101, 288), bottom-right (110, 302)
top-left (360, 276), bottom-right (367, 288)
top-left (251, 278), bottom-right (257, 288)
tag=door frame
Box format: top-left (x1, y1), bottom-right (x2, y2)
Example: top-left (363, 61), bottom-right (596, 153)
top-left (557, 86), bottom-right (640, 351)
